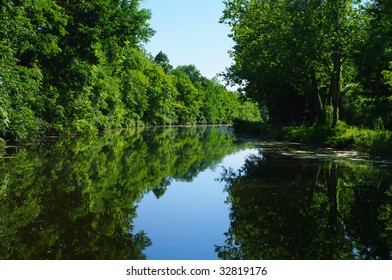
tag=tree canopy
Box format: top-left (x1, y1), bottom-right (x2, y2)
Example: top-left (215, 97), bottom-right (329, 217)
top-left (0, 0), bottom-right (261, 142)
top-left (221, 0), bottom-right (392, 129)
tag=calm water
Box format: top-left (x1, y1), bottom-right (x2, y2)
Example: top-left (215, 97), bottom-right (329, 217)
top-left (0, 126), bottom-right (391, 259)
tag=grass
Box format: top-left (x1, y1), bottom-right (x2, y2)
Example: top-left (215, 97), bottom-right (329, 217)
top-left (232, 120), bottom-right (392, 158)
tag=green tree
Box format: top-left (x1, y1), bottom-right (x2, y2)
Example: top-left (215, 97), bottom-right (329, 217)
top-left (340, 0), bottom-right (392, 129)
top-left (202, 78), bottom-right (227, 124)
top-left (44, 0), bottom-right (154, 132)
top-left (116, 46), bottom-right (150, 125)
top-left (0, 0), bottom-right (260, 142)
top-left (154, 51), bottom-right (173, 74)
top-left (172, 68), bottom-right (204, 124)
top-left (143, 64), bottom-right (178, 125)
top-left (0, 0), bottom-right (67, 140)
top-left (221, 0), bottom-right (366, 127)
top-left (379, 0), bottom-right (392, 114)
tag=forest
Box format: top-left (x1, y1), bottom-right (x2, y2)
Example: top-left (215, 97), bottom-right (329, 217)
top-left (222, 0), bottom-right (392, 156)
top-left (222, 0), bottom-right (392, 127)
top-left (0, 0), bottom-right (260, 144)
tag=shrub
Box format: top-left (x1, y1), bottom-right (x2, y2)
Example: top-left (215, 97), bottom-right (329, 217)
top-left (326, 122), bottom-right (358, 149)
top-left (71, 119), bottom-right (98, 135)
top-left (354, 129), bottom-right (392, 157)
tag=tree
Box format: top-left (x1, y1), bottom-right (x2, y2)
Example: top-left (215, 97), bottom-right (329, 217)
top-left (324, 0), bottom-right (364, 128)
top-left (42, 0), bottom-right (154, 132)
top-left (221, 0), bottom-right (366, 127)
top-left (0, 0), bottom-right (260, 141)
top-left (341, 0), bottom-right (392, 129)
top-left (143, 64), bottom-right (178, 125)
top-left (172, 68), bottom-right (204, 124)
top-left (0, 0), bottom-right (67, 140)
top-left (154, 51), bottom-right (173, 74)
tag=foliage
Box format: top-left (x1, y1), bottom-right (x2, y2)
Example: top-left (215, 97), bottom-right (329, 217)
top-left (221, 0), bottom-right (364, 127)
top-left (154, 51), bottom-right (173, 74)
top-left (279, 123), bottom-right (392, 157)
top-left (382, 62), bottom-right (392, 112)
top-left (354, 129), bottom-right (392, 157)
top-left (224, 1), bottom-right (392, 159)
top-left (0, 138), bottom-right (5, 155)
top-left (0, 1), bottom-right (260, 142)
top-left (351, 0), bottom-right (392, 128)
top-left (221, 0), bottom-right (392, 131)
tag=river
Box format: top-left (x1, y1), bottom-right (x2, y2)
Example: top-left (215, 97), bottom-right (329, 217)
top-left (0, 126), bottom-right (391, 259)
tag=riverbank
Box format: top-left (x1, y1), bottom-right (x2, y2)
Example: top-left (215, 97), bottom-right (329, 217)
top-left (233, 120), bottom-right (392, 158)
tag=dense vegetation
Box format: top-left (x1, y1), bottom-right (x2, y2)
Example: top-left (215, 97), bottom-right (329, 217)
top-left (221, 0), bottom-right (392, 129)
top-left (0, 0), bottom-right (260, 144)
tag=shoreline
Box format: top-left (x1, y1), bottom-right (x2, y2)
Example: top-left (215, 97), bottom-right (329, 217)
top-left (232, 120), bottom-right (392, 159)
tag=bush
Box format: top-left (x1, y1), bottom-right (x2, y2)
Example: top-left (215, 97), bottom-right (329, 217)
top-left (354, 129), bottom-right (392, 157)
top-left (326, 122), bottom-right (358, 149)
top-left (71, 119), bottom-right (98, 135)
top-left (282, 125), bottom-right (334, 145)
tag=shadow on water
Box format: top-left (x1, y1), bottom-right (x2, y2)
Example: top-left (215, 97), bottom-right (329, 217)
top-left (0, 126), bottom-right (241, 260)
top-left (216, 142), bottom-right (392, 260)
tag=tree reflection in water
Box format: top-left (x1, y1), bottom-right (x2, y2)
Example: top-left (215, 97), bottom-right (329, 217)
top-left (0, 126), bottom-right (239, 259)
top-left (217, 144), bottom-right (392, 260)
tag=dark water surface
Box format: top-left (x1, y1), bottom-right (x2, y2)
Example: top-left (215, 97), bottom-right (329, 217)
top-left (0, 126), bottom-right (391, 259)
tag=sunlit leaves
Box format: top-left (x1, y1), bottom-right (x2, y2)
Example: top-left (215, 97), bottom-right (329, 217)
top-left (0, 0), bottom-right (260, 142)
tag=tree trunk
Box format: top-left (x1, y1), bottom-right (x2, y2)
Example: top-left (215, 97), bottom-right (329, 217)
top-left (311, 69), bottom-right (325, 126)
top-left (330, 52), bottom-right (341, 128)
top-left (328, 0), bottom-right (342, 129)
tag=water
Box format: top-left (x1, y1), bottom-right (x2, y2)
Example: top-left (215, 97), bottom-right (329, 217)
top-left (133, 148), bottom-right (259, 260)
top-left (0, 126), bottom-right (391, 259)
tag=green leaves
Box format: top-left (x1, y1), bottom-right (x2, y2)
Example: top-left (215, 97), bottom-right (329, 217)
top-left (154, 51), bottom-right (173, 74)
top-left (382, 61), bottom-right (392, 89)
top-left (222, 0), bottom-right (375, 127)
top-left (0, 0), bottom-right (260, 141)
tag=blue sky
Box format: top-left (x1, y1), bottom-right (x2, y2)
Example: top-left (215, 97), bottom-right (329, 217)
top-left (140, 0), bottom-right (233, 79)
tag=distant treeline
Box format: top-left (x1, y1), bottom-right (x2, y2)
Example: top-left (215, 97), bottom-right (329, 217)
top-left (222, 0), bottom-right (392, 129)
top-left (0, 0), bottom-right (261, 142)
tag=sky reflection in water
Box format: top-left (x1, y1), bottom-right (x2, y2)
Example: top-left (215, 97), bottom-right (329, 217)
top-left (134, 149), bottom-right (259, 260)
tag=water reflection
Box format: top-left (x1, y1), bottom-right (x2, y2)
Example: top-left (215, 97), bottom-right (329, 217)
top-left (2, 129), bottom-right (391, 260)
top-left (0, 126), bottom-right (240, 259)
top-left (132, 149), bottom-right (259, 260)
top-left (217, 143), bottom-right (392, 260)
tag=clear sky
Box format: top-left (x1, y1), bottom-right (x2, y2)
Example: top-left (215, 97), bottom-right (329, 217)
top-left (140, 0), bottom-right (233, 79)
